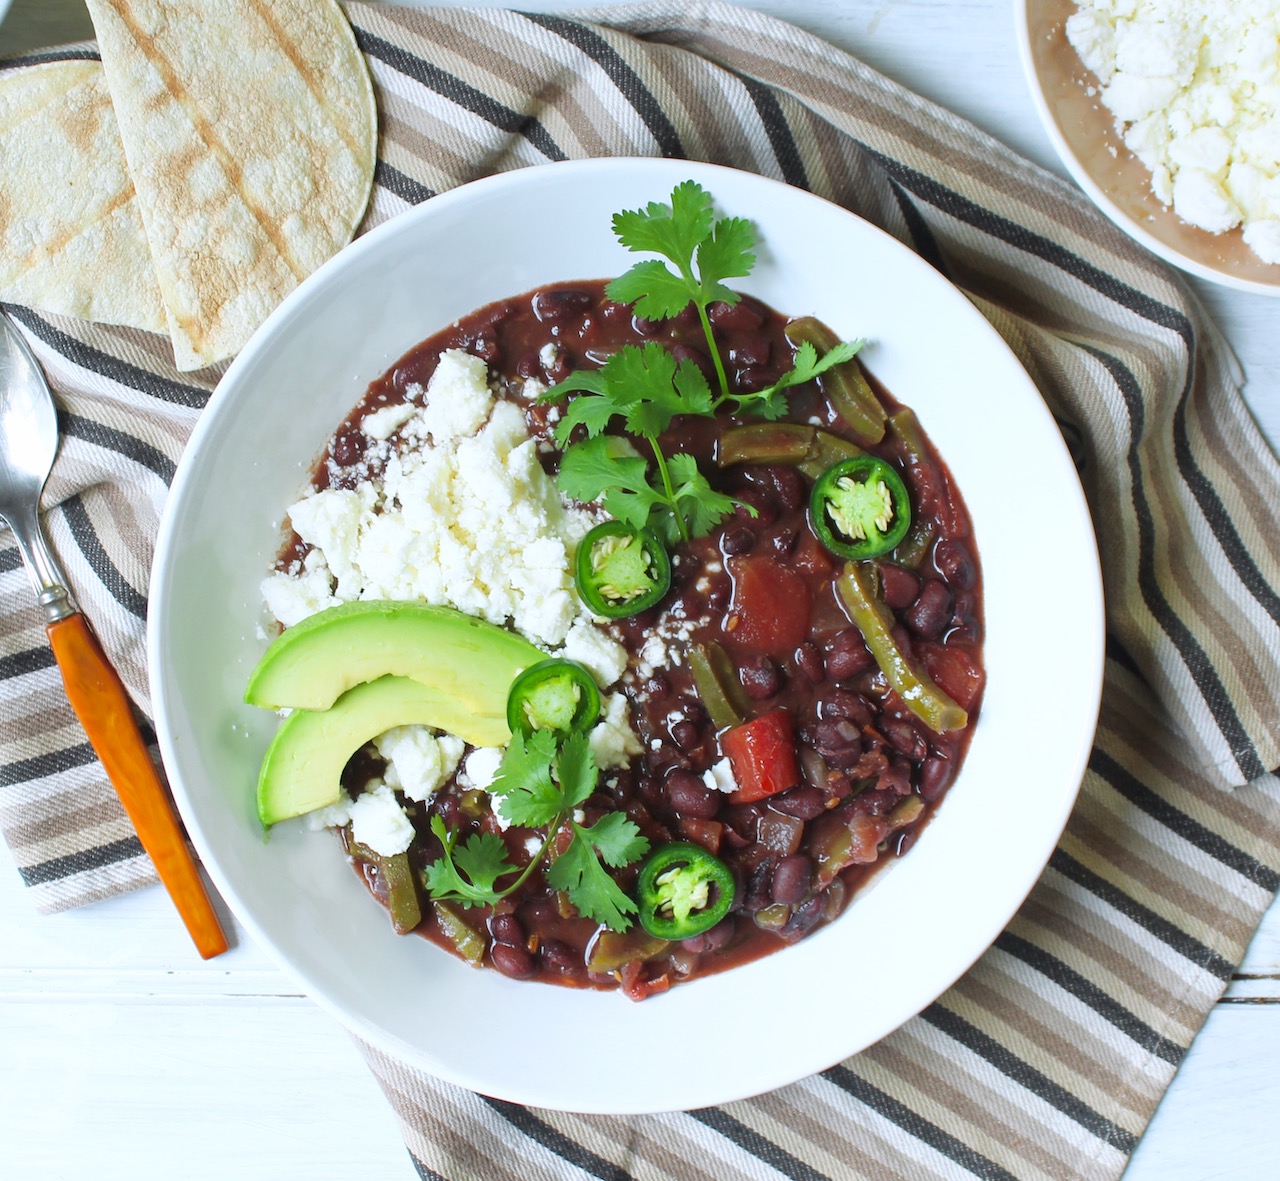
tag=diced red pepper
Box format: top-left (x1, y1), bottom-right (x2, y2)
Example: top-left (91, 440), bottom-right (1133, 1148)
top-left (722, 707), bottom-right (801, 803)
top-left (721, 556), bottom-right (812, 657)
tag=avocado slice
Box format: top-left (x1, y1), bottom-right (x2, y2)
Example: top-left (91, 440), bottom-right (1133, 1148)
top-left (257, 674), bottom-right (498, 826)
top-left (245, 601), bottom-right (543, 712)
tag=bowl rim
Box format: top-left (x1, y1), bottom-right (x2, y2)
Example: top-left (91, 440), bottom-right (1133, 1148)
top-left (149, 156), bottom-right (1105, 1111)
top-left (1014, 0), bottom-right (1280, 298)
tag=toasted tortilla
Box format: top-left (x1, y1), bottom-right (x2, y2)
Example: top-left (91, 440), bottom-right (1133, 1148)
top-left (0, 60), bottom-right (166, 333)
top-left (84, 0), bottom-right (378, 370)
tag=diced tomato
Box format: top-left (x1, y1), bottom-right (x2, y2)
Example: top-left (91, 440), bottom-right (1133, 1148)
top-left (723, 708), bottom-right (801, 803)
top-left (721, 556), bottom-right (812, 657)
top-left (920, 643), bottom-right (985, 711)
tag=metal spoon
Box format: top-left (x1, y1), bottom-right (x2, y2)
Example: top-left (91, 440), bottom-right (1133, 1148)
top-left (0, 311), bottom-right (227, 958)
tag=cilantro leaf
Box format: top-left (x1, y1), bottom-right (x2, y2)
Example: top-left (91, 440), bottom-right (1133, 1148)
top-left (557, 436), bottom-right (649, 504)
top-left (581, 811), bottom-right (650, 868)
top-left (667, 452), bottom-right (739, 537)
top-left (422, 816), bottom-right (520, 908)
top-left (722, 338), bottom-right (864, 419)
top-left (490, 728), bottom-right (561, 828)
top-left (694, 215), bottom-right (756, 302)
top-left (554, 730), bottom-right (598, 810)
top-left (547, 820), bottom-right (647, 931)
top-left (611, 181), bottom-right (713, 264)
top-left (605, 260), bottom-right (692, 322)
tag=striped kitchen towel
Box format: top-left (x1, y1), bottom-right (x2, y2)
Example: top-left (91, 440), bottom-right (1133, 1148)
top-left (2, 3), bottom-right (1279, 1179)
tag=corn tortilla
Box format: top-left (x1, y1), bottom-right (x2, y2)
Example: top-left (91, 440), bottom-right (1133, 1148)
top-left (0, 60), bottom-right (166, 333)
top-left (84, 0), bottom-right (378, 370)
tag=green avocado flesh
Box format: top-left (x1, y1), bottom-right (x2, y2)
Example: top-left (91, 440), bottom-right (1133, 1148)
top-left (248, 601), bottom-right (545, 827)
top-left (245, 600), bottom-right (542, 713)
top-left (257, 674), bottom-right (493, 826)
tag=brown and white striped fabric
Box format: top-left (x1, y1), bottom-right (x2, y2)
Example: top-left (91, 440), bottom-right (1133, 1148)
top-left (2, 3), bottom-right (1279, 1178)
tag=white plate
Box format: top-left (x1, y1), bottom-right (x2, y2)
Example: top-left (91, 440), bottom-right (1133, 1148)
top-left (1016, 0), bottom-right (1280, 297)
top-left (149, 158), bottom-right (1104, 1113)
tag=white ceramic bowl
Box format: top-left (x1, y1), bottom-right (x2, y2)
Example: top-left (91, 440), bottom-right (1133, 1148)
top-left (1016, 0), bottom-right (1280, 296)
top-left (149, 158), bottom-right (1104, 1113)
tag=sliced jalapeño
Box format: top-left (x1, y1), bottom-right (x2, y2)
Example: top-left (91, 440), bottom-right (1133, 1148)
top-left (506, 658), bottom-right (601, 737)
top-left (635, 841), bottom-right (735, 940)
top-left (575, 520), bottom-right (671, 618)
top-left (809, 455), bottom-right (911, 561)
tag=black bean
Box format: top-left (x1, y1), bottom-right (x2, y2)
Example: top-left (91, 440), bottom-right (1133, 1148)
top-left (330, 430), bottom-right (365, 468)
top-left (743, 464), bottom-right (805, 512)
top-left (782, 894), bottom-right (826, 940)
top-left (491, 941), bottom-right (535, 979)
top-left (934, 538), bottom-right (977, 590)
top-left (815, 688), bottom-right (872, 727)
top-left (643, 672), bottom-right (670, 697)
top-left (769, 527), bottom-right (799, 558)
top-left (771, 855), bottom-right (813, 905)
top-left (771, 786), bottom-right (827, 820)
top-left (905, 579), bottom-right (953, 639)
top-left (794, 641), bottom-right (825, 683)
top-left (708, 298), bottom-right (766, 331)
top-left (739, 655), bottom-right (780, 700)
top-left (729, 339), bottom-right (772, 367)
top-left (489, 913), bottom-right (525, 946)
top-left (532, 288), bottom-right (591, 322)
top-left (879, 563), bottom-right (921, 610)
top-left (670, 719), bottom-right (702, 752)
top-left (720, 525), bottom-right (756, 556)
top-left (825, 631), bottom-right (874, 682)
top-left (540, 939), bottom-right (579, 973)
top-left (919, 753), bottom-right (954, 801)
top-left (679, 917), bottom-right (735, 954)
top-left (731, 485), bottom-right (779, 527)
top-left (812, 719), bottom-right (861, 755)
top-left (665, 769), bottom-right (722, 820)
top-left (882, 717), bottom-right (927, 760)
top-left (733, 366), bottom-right (774, 392)
top-left (671, 343), bottom-right (714, 379)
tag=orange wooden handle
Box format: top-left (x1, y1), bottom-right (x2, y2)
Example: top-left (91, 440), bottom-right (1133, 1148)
top-left (47, 613), bottom-right (228, 959)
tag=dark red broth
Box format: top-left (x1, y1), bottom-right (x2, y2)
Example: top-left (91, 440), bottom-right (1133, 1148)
top-left (302, 281), bottom-right (983, 999)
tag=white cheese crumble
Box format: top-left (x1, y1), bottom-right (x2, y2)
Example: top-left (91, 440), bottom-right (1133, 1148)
top-left (305, 789), bottom-right (355, 831)
top-left (589, 692), bottom-right (644, 770)
top-left (703, 757), bottom-right (739, 795)
top-left (1066, 0), bottom-right (1280, 260)
top-left (461, 746), bottom-right (504, 793)
top-left (562, 618), bottom-right (629, 687)
top-left (373, 726), bottom-right (464, 803)
top-left (261, 347), bottom-right (647, 822)
top-left (361, 402), bottom-right (417, 441)
top-left (268, 349), bottom-right (598, 648)
top-left (348, 783), bottom-right (415, 856)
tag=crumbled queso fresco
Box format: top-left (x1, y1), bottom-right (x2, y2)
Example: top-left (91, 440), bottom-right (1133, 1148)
top-left (263, 348), bottom-right (645, 856)
top-left (1066, 0), bottom-right (1280, 262)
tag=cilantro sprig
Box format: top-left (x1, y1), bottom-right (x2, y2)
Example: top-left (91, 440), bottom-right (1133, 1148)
top-left (422, 729), bottom-right (649, 932)
top-left (606, 179), bottom-right (755, 403)
top-left (541, 181), bottom-right (861, 543)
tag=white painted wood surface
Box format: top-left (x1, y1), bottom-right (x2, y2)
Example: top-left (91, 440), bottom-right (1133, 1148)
top-left (1, 1), bottom-right (1277, 1179)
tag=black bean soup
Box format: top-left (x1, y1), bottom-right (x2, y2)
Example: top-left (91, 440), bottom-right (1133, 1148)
top-left (301, 281), bottom-right (984, 1001)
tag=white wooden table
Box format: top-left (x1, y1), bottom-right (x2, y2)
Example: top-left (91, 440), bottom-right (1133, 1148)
top-left (2, 2), bottom-right (1277, 1178)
